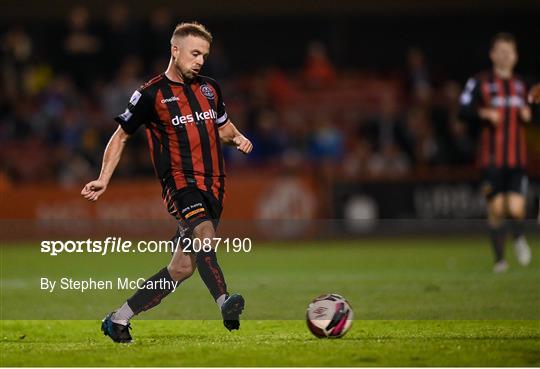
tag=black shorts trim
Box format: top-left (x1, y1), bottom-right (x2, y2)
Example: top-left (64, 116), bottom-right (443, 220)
top-left (481, 167), bottom-right (528, 199)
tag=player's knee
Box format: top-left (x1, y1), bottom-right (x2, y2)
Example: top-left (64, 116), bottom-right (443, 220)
top-left (507, 195), bottom-right (526, 220)
top-left (488, 196), bottom-right (505, 215)
top-left (508, 204), bottom-right (525, 220)
top-left (193, 221), bottom-right (216, 239)
top-left (167, 263), bottom-right (195, 281)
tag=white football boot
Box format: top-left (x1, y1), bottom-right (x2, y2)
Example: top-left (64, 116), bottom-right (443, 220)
top-left (514, 236), bottom-right (531, 266)
top-left (493, 260), bottom-right (509, 273)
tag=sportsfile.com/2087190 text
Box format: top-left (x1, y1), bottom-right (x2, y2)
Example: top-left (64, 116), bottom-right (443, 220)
top-left (40, 237), bottom-right (252, 256)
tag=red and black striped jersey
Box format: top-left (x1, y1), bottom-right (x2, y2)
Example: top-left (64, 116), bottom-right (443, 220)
top-left (114, 73), bottom-right (228, 202)
top-left (459, 71), bottom-right (528, 169)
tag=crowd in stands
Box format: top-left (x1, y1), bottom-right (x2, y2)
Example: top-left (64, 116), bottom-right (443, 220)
top-left (2, 5), bottom-right (527, 187)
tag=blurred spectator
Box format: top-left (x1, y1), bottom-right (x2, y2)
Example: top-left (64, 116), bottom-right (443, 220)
top-left (59, 105), bottom-right (86, 153)
top-left (249, 109), bottom-right (286, 162)
top-left (6, 100), bottom-right (32, 140)
top-left (308, 114), bottom-right (344, 162)
top-left (18, 139), bottom-right (56, 181)
top-left (368, 143), bottom-right (411, 177)
top-left (143, 7), bottom-right (174, 65)
top-left (406, 47), bottom-right (431, 101)
top-left (101, 57), bottom-right (143, 118)
top-left (102, 3), bottom-right (141, 77)
top-left (62, 6), bottom-right (102, 88)
top-left (1, 26), bottom-right (33, 99)
top-left (402, 106), bottom-right (441, 165)
top-left (433, 80), bottom-right (475, 165)
top-left (362, 92), bottom-right (403, 152)
top-left (264, 66), bottom-right (299, 107)
top-left (244, 74), bottom-right (272, 133)
top-left (58, 154), bottom-right (93, 187)
top-left (281, 109), bottom-right (310, 169)
top-left (302, 41), bottom-right (336, 87)
top-left (343, 139), bottom-right (373, 177)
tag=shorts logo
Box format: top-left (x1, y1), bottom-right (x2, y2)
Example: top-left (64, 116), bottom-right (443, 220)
top-left (185, 207), bottom-right (205, 219)
top-left (200, 84), bottom-right (215, 99)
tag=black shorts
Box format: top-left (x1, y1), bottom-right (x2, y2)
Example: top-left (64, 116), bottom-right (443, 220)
top-left (163, 185), bottom-right (223, 235)
top-left (481, 167), bottom-right (528, 199)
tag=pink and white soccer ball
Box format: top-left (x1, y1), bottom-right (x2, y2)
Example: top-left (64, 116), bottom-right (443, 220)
top-left (306, 293), bottom-right (353, 338)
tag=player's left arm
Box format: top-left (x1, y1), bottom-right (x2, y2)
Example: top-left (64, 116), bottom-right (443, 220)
top-left (218, 120), bottom-right (253, 154)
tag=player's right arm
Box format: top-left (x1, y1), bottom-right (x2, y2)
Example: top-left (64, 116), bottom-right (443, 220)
top-left (81, 126), bottom-right (130, 202)
top-left (459, 76), bottom-right (500, 126)
top-left (81, 87), bottom-right (151, 202)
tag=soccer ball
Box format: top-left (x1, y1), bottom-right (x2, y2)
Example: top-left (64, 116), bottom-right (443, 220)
top-left (306, 293), bottom-right (353, 338)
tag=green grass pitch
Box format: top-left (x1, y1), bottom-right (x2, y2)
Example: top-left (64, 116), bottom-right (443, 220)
top-left (1, 237), bottom-right (539, 366)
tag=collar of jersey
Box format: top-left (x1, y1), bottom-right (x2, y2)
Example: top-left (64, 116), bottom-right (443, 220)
top-left (163, 73), bottom-right (199, 86)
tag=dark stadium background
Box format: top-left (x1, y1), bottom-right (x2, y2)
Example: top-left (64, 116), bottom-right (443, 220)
top-left (1, 0), bottom-right (540, 229)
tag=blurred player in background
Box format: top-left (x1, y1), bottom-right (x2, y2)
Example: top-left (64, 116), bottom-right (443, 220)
top-left (81, 22), bottom-right (252, 342)
top-left (459, 33), bottom-right (534, 273)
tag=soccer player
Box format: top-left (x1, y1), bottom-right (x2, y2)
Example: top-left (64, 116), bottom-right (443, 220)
top-left (81, 22), bottom-right (253, 342)
top-left (459, 32), bottom-right (533, 273)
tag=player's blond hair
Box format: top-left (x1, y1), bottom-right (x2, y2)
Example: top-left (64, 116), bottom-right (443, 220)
top-left (171, 22), bottom-right (213, 44)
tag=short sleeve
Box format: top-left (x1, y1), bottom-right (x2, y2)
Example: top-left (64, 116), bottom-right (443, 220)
top-left (114, 89), bottom-right (152, 134)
